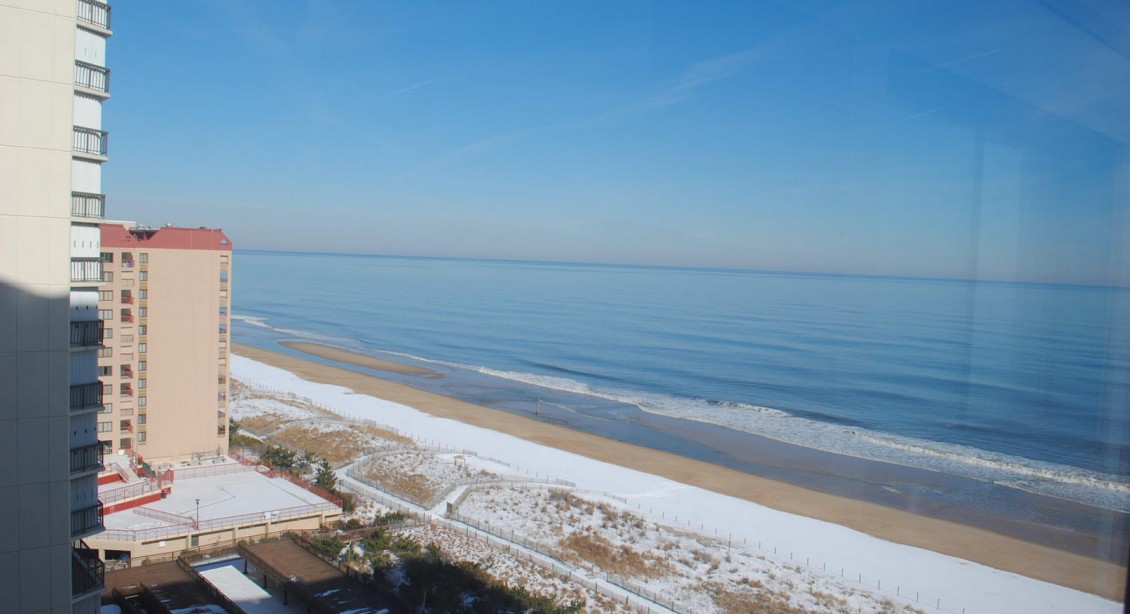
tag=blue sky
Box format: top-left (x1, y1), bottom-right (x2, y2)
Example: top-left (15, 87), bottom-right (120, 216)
top-left (105, 0), bottom-right (1129, 285)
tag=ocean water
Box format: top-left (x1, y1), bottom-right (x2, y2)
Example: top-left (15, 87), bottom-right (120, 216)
top-left (231, 251), bottom-right (1130, 516)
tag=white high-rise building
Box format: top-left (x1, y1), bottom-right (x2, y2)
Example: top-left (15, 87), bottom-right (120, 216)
top-left (0, 1), bottom-right (112, 612)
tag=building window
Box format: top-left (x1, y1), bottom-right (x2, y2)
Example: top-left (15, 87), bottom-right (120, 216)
top-left (220, 271), bottom-right (229, 282)
top-left (102, 271), bottom-right (113, 282)
top-left (102, 384), bottom-right (112, 395)
top-left (219, 306), bottom-right (228, 315)
top-left (99, 290), bottom-right (112, 301)
top-left (139, 289), bottom-right (147, 299)
top-left (139, 253), bottom-right (148, 263)
top-left (190, 535), bottom-right (198, 547)
top-left (139, 308), bottom-right (147, 318)
top-left (100, 403), bottom-right (111, 414)
top-left (98, 366), bottom-right (112, 376)
top-left (138, 343), bottom-right (147, 353)
top-left (139, 271), bottom-right (148, 281)
top-left (138, 396), bottom-right (146, 407)
top-left (137, 432), bottom-right (146, 443)
top-left (137, 414), bottom-right (146, 425)
top-left (99, 309), bottom-right (112, 320)
top-left (138, 379), bottom-right (146, 390)
top-left (100, 252), bottom-right (113, 263)
top-left (99, 347), bottom-right (113, 358)
top-left (138, 361), bottom-right (147, 371)
top-left (138, 325), bottom-right (147, 335)
top-left (97, 422), bottom-right (112, 433)
top-left (103, 328), bottom-right (112, 339)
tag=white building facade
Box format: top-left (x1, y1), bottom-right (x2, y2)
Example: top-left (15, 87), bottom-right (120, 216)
top-left (0, 1), bottom-right (112, 612)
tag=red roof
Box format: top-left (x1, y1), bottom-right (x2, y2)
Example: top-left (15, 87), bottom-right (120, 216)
top-left (101, 224), bottom-right (233, 251)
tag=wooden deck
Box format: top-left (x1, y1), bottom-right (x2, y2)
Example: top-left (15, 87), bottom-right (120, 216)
top-left (102, 560), bottom-right (224, 613)
top-left (239, 538), bottom-right (397, 613)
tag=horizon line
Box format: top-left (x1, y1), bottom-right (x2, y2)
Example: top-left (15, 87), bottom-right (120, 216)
top-left (233, 248), bottom-right (1125, 291)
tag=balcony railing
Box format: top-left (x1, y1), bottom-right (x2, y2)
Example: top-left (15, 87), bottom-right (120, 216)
top-left (121, 295), bottom-right (134, 304)
top-left (71, 259), bottom-right (103, 283)
top-left (76, 0), bottom-right (111, 30)
top-left (71, 502), bottom-right (104, 538)
top-left (73, 126), bottom-right (108, 157)
top-left (120, 385), bottom-right (133, 397)
top-left (71, 192), bottom-right (105, 219)
top-left (70, 442), bottom-right (104, 475)
top-left (70, 320), bottom-right (104, 347)
top-left (121, 314), bottom-right (134, 323)
top-left (120, 421), bottom-right (133, 433)
top-left (74, 60), bottom-right (109, 93)
top-left (70, 382), bottom-right (103, 411)
top-left (120, 369), bottom-right (133, 379)
top-left (71, 545), bottom-right (104, 598)
top-left (218, 425), bottom-right (227, 435)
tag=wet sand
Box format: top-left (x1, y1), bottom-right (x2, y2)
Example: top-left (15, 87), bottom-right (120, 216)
top-left (279, 341), bottom-right (441, 377)
top-left (233, 342), bottom-right (1126, 600)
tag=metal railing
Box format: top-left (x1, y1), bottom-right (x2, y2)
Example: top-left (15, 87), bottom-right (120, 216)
top-left (71, 544), bottom-right (104, 598)
top-left (71, 258), bottom-right (103, 283)
top-left (71, 502), bottom-right (104, 537)
top-left (98, 500), bottom-right (340, 542)
top-left (70, 382), bottom-right (103, 411)
top-left (71, 191), bottom-right (105, 218)
top-left (71, 442), bottom-right (104, 474)
top-left (73, 126), bottom-right (108, 156)
top-left (74, 60), bottom-right (109, 93)
top-left (76, 0), bottom-right (111, 30)
top-left (70, 320), bottom-right (104, 347)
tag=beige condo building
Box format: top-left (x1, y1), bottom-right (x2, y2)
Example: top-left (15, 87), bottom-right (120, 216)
top-left (97, 223), bottom-right (233, 465)
top-left (0, 0), bottom-right (112, 612)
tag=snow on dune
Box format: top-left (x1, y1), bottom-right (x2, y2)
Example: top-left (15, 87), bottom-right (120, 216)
top-left (232, 354), bottom-right (1120, 614)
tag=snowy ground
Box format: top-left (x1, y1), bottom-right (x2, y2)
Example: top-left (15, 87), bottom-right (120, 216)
top-left (397, 523), bottom-right (633, 613)
top-left (456, 485), bottom-right (920, 613)
top-left (353, 450), bottom-right (499, 507)
top-left (232, 354), bottom-right (1121, 614)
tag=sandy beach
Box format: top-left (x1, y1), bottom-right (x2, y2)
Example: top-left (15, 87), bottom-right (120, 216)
top-left (233, 342), bottom-right (1125, 602)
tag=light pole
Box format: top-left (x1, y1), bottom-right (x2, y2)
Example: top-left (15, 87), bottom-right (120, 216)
top-left (195, 498), bottom-right (200, 529)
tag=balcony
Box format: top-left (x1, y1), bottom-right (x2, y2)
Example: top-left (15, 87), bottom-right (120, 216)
top-left (76, 0), bottom-right (111, 31)
top-left (70, 442), bottom-right (104, 475)
top-left (70, 320), bottom-right (104, 347)
top-left (120, 368), bottom-right (133, 379)
top-left (70, 382), bottom-right (103, 412)
top-left (73, 126), bottom-right (108, 158)
top-left (71, 502), bottom-right (104, 538)
top-left (218, 425), bottom-right (227, 436)
top-left (121, 314), bottom-right (134, 323)
top-left (71, 258), bottom-right (103, 283)
top-left (119, 385), bottom-right (133, 397)
top-left (71, 192), bottom-right (105, 219)
top-left (71, 545), bottom-right (104, 599)
top-left (120, 421), bottom-right (132, 433)
top-left (121, 295), bottom-right (134, 304)
top-left (74, 60), bottom-right (109, 94)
